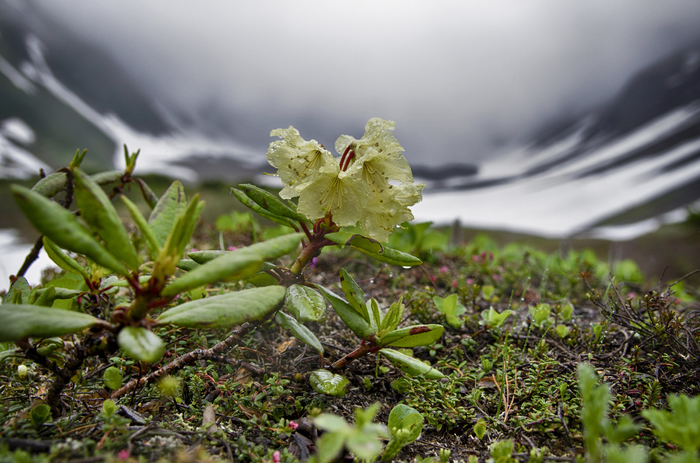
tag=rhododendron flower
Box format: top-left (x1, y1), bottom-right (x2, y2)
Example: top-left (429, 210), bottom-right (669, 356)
top-left (266, 118), bottom-right (425, 242)
top-left (296, 159), bottom-right (368, 226)
top-left (335, 118), bottom-right (413, 183)
top-left (267, 127), bottom-right (336, 200)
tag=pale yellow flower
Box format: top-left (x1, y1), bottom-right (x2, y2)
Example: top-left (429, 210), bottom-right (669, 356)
top-left (296, 161), bottom-right (368, 227)
top-left (267, 127), bottom-right (337, 199)
top-left (360, 182), bottom-right (424, 242)
top-left (335, 117), bottom-right (413, 183)
top-left (266, 119), bottom-right (424, 241)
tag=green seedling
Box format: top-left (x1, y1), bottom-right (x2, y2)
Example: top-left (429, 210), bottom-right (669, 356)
top-left (474, 419), bottom-right (487, 440)
top-left (480, 307), bottom-right (514, 329)
top-left (309, 403), bottom-right (388, 463)
top-left (482, 284), bottom-right (495, 300)
top-left (387, 220), bottom-right (450, 256)
top-left (556, 324), bottom-right (571, 339)
top-left (102, 366), bottom-right (123, 390)
top-left (382, 404), bottom-right (424, 461)
top-left (434, 294), bottom-right (466, 329)
top-left (560, 303), bottom-right (574, 321)
top-left (578, 363), bottom-right (645, 463)
top-left (530, 303), bottom-right (552, 328)
top-left (101, 399), bottom-right (117, 419)
top-left (488, 439), bottom-right (517, 463)
top-left (643, 394), bottom-right (700, 454)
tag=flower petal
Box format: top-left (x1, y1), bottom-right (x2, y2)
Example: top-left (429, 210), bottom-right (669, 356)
top-left (267, 127), bottom-right (337, 198)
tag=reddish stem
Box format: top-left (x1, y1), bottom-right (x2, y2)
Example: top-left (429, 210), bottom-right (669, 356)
top-left (332, 343), bottom-right (372, 370)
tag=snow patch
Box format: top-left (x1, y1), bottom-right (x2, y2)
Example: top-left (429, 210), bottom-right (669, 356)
top-left (20, 35), bottom-right (265, 182)
top-left (0, 119), bottom-right (49, 179)
top-left (0, 229), bottom-right (55, 292)
top-left (413, 107), bottom-right (700, 240)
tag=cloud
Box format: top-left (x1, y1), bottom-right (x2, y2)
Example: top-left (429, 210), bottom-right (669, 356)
top-left (27, 0), bottom-right (700, 163)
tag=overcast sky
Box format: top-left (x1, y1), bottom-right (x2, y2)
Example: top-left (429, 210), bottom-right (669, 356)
top-left (25, 0), bottom-right (700, 164)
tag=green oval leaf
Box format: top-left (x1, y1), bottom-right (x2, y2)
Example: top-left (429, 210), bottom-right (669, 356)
top-left (188, 232), bottom-right (302, 266)
top-left (379, 298), bottom-right (404, 335)
top-left (12, 185), bottom-right (129, 275)
top-left (4, 277), bottom-right (30, 304)
top-left (89, 170), bottom-right (123, 185)
top-left (117, 327), bottom-right (165, 363)
top-left (339, 268), bottom-right (369, 321)
top-left (103, 366), bottom-right (124, 390)
top-left (43, 236), bottom-right (89, 278)
top-left (326, 231), bottom-right (422, 267)
top-left (155, 194), bottom-right (203, 277)
top-left (388, 404), bottom-right (423, 442)
top-left (73, 169), bottom-right (140, 271)
top-left (309, 369), bottom-right (349, 397)
top-left (275, 311), bottom-right (324, 354)
top-left (149, 180), bottom-right (187, 247)
top-left (121, 195), bottom-right (161, 260)
top-left (380, 348), bottom-right (444, 379)
top-left (30, 404), bottom-right (51, 428)
top-left (31, 172), bottom-right (68, 197)
top-left (326, 231), bottom-right (383, 253)
top-left (102, 399), bottom-right (118, 418)
top-left (162, 253), bottom-right (262, 297)
top-left (237, 184), bottom-right (309, 222)
top-left (176, 259), bottom-right (201, 271)
top-left (162, 233), bottom-right (303, 297)
top-left (136, 178), bottom-right (158, 209)
top-left (285, 284), bottom-right (326, 322)
top-left (33, 286), bottom-right (56, 307)
top-left (157, 286), bottom-right (286, 328)
top-left (379, 324), bottom-right (444, 348)
top-left (231, 187), bottom-right (299, 229)
top-left (315, 285), bottom-right (373, 340)
top-left (0, 305), bottom-right (102, 342)
top-left (187, 250), bottom-right (227, 264)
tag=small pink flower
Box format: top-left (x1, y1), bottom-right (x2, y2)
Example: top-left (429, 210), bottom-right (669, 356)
top-left (439, 265), bottom-right (449, 274)
top-left (451, 279), bottom-right (458, 288)
top-left (492, 274), bottom-right (501, 282)
top-left (472, 255), bottom-right (480, 262)
top-left (628, 292), bottom-right (637, 299)
top-left (191, 248), bottom-right (198, 252)
top-left (430, 275), bottom-right (437, 283)
top-left (273, 451), bottom-right (281, 463)
top-left (289, 421), bottom-right (299, 430)
top-left (309, 257), bottom-right (319, 271)
top-left (228, 246), bottom-right (238, 251)
top-left (118, 449), bottom-right (130, 460)
top-left (466, 278), bottom-right (474, 285)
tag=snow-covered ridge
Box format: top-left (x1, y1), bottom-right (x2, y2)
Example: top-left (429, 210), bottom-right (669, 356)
top-left (5, 34), bottom-right (265, 182)
top-left (414, 104), bottom-right (700, 240)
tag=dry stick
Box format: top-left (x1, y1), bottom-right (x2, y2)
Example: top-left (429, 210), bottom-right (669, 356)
top-left (111, 321), bottom-right (257, 399)
top-left (16, 236), bottom-right (44, 278)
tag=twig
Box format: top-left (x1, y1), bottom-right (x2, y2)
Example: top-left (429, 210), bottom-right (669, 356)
top-left (111, 321), bottom-right (259, 399)
top-left (16, 236), bottom-right (45, 278)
